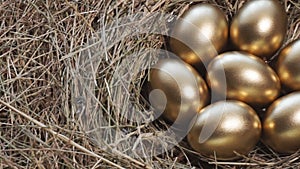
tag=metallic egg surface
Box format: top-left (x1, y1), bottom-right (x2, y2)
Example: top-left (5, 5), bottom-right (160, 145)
top-left (207, 51), bottom-right (281, 106)
top-left (170, 3), bottom-right (228, 66)
top-left (263, 92), bottom-right (300, 153)
top-left (188, 100), bottom-right (261, 160)
top-left (149, 59), bottom-right (209, 123)
top-left (230, 0), bottom-right (287, 59)
top-left (277, 40), bottom-right (300, 90)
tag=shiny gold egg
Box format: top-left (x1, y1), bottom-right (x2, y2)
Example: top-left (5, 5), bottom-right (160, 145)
top-left (230, 0), bottom-right (287, 59)
top-left (263, 92), bottom-right (300, 153)
top-left (169, 3), bottom-right (228, 66)
top-left (207, 51), bottom-right (281, 106)
top-left (277, 40), bottom-right (300, 90)
top-left (150, 59), bottom-right (209, 123)
top-left (188, 100), bottom-right (261, 160)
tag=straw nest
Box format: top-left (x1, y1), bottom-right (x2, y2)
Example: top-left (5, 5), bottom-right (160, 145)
top-left (1, 0), bottom-right (300, 168)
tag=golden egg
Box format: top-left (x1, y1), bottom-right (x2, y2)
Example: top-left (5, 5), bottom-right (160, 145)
top-left (150, 59), bottom-right (209, 123)
top-left (207, 51), bottom-right (281, 106)
top-left (277, 40), bottom-right (300, 90)
top-left (230, 0), bottom-right (287, 59)
top-left (188, 100), bottom-right (261, 160)
top-left (169, 3), bottom-right (228, 67)
top-left (263, 92), bottom-right (300, 153)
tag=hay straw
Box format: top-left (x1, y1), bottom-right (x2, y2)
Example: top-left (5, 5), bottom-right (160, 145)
top-left (0, 0), bottom-right (300, 168)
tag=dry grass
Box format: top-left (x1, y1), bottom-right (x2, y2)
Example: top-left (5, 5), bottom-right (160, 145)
top-left (1, 0), bottom-right (300, 168)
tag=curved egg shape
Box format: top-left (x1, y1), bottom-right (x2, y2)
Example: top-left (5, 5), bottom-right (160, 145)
top-left (169, 3), bottom-right (228, 67)
top-left (207, 51), bottom-right (281, 106)
top-left (230, 0), bottom-right (287, 59)
top-left (188, 100), bottom-right (261, 160)
top-left (277, 40), bottom-right (300, 90)
top-left (263, 92), bottom-right (300, 153)
top-left (150, 59), bottom-right (209, 123)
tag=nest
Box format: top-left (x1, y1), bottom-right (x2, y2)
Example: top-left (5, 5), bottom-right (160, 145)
top-left (1, 0), bottom-right (300, 168)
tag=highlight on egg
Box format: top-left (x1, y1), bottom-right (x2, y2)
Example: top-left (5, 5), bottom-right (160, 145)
top-left (149, 59), bottom-right (209, 124)
top-left (206, 51), bottom-right (281, 106)
top-left (277, 39), bottom-right (300, 91)
top-left (188, 100), bottom-right (261, 160)
top-left (169, 3), bottom-right (228, 67)
top-left (230, 0), bottom-right (287, 59)
top-left (263, 92), bottom-right (300, 153)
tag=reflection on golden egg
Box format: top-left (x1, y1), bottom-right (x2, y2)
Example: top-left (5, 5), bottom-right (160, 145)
top-left (207, 51), bottom-right (281, 106)
top-left (150, 59), bottom-right (209, 123)
top-left (230, 0), bottom-right (287, 59)
top-left (169, 3), bottom-right (228, 67)
top-left (263, 92), bottom-right (300, 153)
top-left (188, 100), bottom-right (261, 160)
top-left (277, 40), bottom-right (300, 90)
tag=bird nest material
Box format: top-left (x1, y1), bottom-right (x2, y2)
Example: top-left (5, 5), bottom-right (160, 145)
top-left (1, 0), bottom-right (300, 168)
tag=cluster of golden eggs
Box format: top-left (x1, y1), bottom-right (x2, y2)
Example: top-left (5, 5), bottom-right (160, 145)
top-left (149, 0), bottom-right (300, 160)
